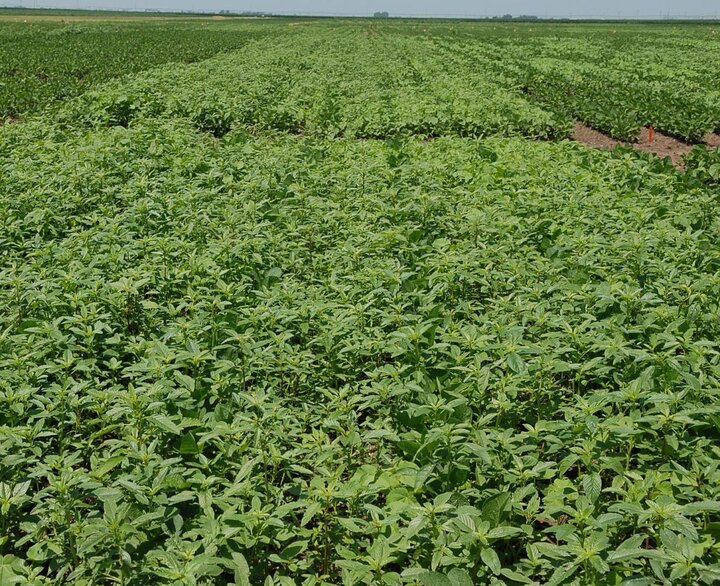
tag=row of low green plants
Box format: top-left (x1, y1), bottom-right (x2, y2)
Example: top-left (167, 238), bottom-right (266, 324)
top-left (54, 29), bottom-right (571, 140)
top-left (685, 145), bottom-right (720, 183)
top-left (430, 30), bottom-right (720, 142)
top-left (8, 18), bottom-right (718, 143)
top-left (0, 19), bottom-right (275, 119)
top-left (518, 59), bottom-right (717, 142)
top-left (4, 19), bottom-right (720, 143)
top-left (1, 111), bottom-right (720, 583)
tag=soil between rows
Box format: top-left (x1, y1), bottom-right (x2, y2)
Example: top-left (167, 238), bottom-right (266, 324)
top-left (705, 133), bottom-right (720, 148)
top-left (571, 122), bottom-right (621, 149)
top-left (572, 122), bottom-right (719, 168)
top-left (633, 126), bottom-right (694, 167)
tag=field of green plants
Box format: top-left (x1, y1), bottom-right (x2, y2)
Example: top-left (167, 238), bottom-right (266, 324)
top-left (2, 14), bottom-right (720, 586)
top-left (0, 16), bottom-right (272, 119)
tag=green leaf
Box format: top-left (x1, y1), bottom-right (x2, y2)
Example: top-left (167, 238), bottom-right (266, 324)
top-left (92, 455), bottom-right (125, 478)
top-left (447, 569), bottom-right (473, 586)
top-left (337, 517), bottom-right (364, 533)
top-left (300, 502), bottom-right (321, 526)
top-left (607, 548), bottom-right (661, 563)
top-left (558, 454), bottom-right (578, 476)
top-left (179, 433), bottom-right (200, 455)
top-left (582, 473), bottom-right (602, 503)
top-left (0, 555), bottom-right (20, 585)
top-left (174, 371), bottom-right (196, 392)
top-left (500, 568), bottom-right (534, 584)
top-left (684, 500), bottom-right (720, 515)
top-left (546, 563), bottom-right (579, 586)
top-left (481, 547), bottom-right (501, 575)
top-left (418, 572), bottom-right (453, 586)
top-left (482, 493), bottom-right (510, 526)
top-left (669, 564), bottom-right (691, 581)
top-left (230, 553), bottom-right (250, 586)
top-left (148, 414), bottom-right (182, 435)
top-left (506, 352), bottom-right (526, 374)
top-left (277, 541), bottom-right (308, 561)
top-left (487, 526), bottom-right (523, 539)
top-left (26, 542), bottom-right (48, 562)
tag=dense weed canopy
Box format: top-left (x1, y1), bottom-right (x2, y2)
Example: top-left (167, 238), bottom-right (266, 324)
top-left (1, 16), bottom-right (720, 586)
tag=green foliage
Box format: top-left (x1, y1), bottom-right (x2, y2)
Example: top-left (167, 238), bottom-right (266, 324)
top-left (685, 146), bottom-right (720, 184)
top-left (5, 18), bottom-right (720, 142)
top-left (56, 29), bottom-right (571, 140)
top-left (1, 16), bottom-right (720, 586)
top-left (2, 116), bottom-right (720, 582)
top-left (0, 18), bottom-right (271, 119)
top-left (431, 28), bottom-right (720, 142)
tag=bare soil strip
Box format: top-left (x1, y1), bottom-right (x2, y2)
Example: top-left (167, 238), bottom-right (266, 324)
top-left (572, 122), bottom-right (706, 169)
top-left (571, 122), bottom-right (621, 149)
top-left (705, 132), bottom-right (720, 148)
top-left (633, 127), bottom-right (694, 167)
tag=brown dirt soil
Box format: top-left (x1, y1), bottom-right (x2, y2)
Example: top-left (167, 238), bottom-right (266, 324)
top-left (571, 122), bottom-right (621, 149)
top-left (572, 122), bottom-right (694, 169)
top-left (633, 127), bottom-right (693, 168)
top-left (705, 132), bottom-right (720, 148)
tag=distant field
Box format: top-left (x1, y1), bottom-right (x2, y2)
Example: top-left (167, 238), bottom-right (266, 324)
top-left (2, 14), bottom-right (720, 586)
top-left (0, 7), bottom-right (270, 17)
top-left (3, 16), bottom-right (720, 142)
top-left (0, 14), bottom-right (277, 117)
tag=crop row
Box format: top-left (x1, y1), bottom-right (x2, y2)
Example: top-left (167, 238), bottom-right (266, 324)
top-left (431, 31), bottom-right (720, 142)
top-left (0, 19), bottom-right (273, 118)
top-left (56, 30), bottom-right (570, 140)
top-left (7, 20), bottom-right (720, 145)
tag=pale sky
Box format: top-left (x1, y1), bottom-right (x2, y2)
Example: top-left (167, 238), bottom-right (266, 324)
top-left (3, 0), bottom-right (719, 18)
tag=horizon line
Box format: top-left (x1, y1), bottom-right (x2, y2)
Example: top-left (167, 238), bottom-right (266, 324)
top-left (2, 5), bottom-right (720, 19)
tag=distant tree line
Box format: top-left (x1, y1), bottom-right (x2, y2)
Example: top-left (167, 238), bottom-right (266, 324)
top-left (492, 14), bottom-right (539, 20)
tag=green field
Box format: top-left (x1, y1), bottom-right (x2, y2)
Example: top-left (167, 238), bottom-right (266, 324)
top-left (0, 15), bottom-right (273, 118)
top-left (1, 14), bottom-right (720, 586)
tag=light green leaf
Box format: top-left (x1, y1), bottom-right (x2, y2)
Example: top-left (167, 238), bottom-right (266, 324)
top-left (546, 563), bottom-right (579, 586)
top-left (148, 414), bottom-right (182, 435)
top-left (447, 568), bottom-right (473, 586)
top-left (481, 547), bottom-right (501, 575)
top-left (482, 493), bottom-right (510, 525)
top-left (582, 473), bottom-right (602, 503)
top-left (506, 352), bottom-right (526, 374)
top-left (92, 455), bottom-right (125, 478)
top-left (418, 572), bottom-right (453, 586)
